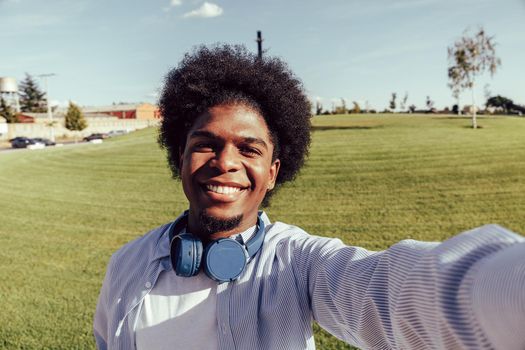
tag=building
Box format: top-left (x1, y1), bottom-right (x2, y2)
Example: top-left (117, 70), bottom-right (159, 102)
top-left (16, 102), bottom-right (161, 123)
top-left (15, 112), bottom-right (119, 124)
top-left (81, 103), bottom-right (160, 120)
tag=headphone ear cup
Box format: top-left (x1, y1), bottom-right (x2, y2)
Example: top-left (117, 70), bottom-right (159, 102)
top-left (171, 233), bottom-right (203, 277)
top-left (203, 238), bottom-right (247, 282)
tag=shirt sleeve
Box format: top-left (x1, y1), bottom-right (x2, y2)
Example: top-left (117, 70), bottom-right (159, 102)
top-left (469, 241), bottom-right (525, 349)
top-left (293, 224), bottom-right (525, 349)
top-left (93, 255), bottom-right (114, 350)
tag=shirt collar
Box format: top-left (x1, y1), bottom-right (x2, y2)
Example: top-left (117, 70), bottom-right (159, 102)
top-left (232, 225), bottom-right (257, 245)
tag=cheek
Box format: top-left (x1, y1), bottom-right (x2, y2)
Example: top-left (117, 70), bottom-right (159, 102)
top-left (180, 155), bottom-right (201, 194)
top-left (183, 153), bottom-right (207, 176)
top-left (248, 162), bottom-right (273, 191)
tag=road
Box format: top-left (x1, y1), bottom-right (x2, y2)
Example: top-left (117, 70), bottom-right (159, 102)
top-left (0, 140), bottom-right (101, 153)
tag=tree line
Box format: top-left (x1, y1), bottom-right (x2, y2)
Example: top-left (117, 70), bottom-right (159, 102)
top-left (315, 93), bottom-right (523, 116)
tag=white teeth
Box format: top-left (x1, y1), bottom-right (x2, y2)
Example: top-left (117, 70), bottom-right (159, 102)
top-left (206, 184), bottom-right (243, 194)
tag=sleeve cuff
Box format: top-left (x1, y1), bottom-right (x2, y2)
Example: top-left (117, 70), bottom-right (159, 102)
top-left (470, 241), bottom-right (525, 350)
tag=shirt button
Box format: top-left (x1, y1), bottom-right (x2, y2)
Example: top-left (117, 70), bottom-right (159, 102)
top-left (145, 281), bottom-right (152, 289)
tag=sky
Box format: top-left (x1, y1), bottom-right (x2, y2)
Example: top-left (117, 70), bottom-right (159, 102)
top-left (1, 0), bottom-right (524, 111)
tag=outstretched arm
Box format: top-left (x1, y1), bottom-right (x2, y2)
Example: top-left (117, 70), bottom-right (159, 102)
top-left (293, 224), bottom-right (525, 349)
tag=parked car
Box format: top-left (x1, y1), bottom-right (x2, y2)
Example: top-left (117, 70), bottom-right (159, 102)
top-left (107, 129), bottom-right (128, 137)
top-left (32, 137), bottom-right (56, 146)
top-left (83, 133), bottom-right (108, 142)
top-left (9, 137), bottom-right (44, 149)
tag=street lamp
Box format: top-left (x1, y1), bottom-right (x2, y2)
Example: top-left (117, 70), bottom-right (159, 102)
top-left (37, 73), bottom-right (57, 142)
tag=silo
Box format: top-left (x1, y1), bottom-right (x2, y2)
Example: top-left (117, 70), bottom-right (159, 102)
top-left (0, 77), bottom-right (20, 112)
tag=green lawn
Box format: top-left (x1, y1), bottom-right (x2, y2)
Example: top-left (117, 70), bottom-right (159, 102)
top-left (0, 114), bottom-right (524, 349)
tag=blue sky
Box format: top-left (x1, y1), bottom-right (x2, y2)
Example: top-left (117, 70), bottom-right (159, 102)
top-left (1, 0), bottom-right (524, 111)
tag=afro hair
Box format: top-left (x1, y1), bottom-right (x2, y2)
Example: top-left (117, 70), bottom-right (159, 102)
top-left (158, 44), bottom-right (311, 205)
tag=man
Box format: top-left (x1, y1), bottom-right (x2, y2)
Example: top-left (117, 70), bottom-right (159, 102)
top-left (94, 45), bottom-right (525, 349)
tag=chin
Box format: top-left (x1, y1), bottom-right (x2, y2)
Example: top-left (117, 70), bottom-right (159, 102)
top-left (202, 207), bottom-right (241, 221)
top-left (198, 208), bottom-right (243, 235)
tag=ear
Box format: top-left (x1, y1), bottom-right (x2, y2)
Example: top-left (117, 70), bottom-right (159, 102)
top-left (267, 159), bottom-right (280, 191)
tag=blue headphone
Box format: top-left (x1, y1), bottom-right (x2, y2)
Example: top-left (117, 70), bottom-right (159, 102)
top-left (169, 212), bottom-right (266, 283)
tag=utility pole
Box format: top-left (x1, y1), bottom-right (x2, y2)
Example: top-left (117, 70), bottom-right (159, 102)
top-left (256, 31), bottom-right (263, 59)
top-left (37, 73), bottom-right (56, 142)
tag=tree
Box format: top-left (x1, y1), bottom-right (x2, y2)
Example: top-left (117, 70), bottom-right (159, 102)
top-left (408, 104), bottom-right (416, 113)
top-left (448, 27), bottom-right (501, 128)
top-left (426, 96), bottom-right (434, 112)
top-left (486, 95), bottom-right (514, 114)
top-left (400, 92), bottom-right (408, 112)
top-left (351, 101), bottom-right (361, 114)
top-left (340, 98), bottom-right (347, 114)
top-left (389, 93), bottom-right (397, 111)
top-left (0, 97), bottom-right (18, 123)
top-left (333, 98), bottom-right (347, 115)
top-left (19, 73), bottom-right (47, 113)
top-left (315, 101), bottom-right (323, 115)
top-left (65, 102), bottom-right (87, 141)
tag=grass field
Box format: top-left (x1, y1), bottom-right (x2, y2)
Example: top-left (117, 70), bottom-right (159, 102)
top-left (0, 114), bottom-right (524, 349)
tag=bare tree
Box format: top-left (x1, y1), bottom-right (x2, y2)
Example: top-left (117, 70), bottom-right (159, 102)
top-left (448, 27), bottom-right (501, 128)
top-left (351, 101), bottom-right (361, 114)
top-left (400, 92), bottom-right (408, 112)
top-left (315, 100), bottom-right (323, 115)
top-left (426, 96), bottom-right (434, 112)
top-left (389, 93), bottom-right (397, 112)
top-left (340, 98), bottom-right (347, 114)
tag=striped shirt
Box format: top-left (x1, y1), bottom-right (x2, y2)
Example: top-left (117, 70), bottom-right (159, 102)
top-left (94, 212), bottom-right (525, 349)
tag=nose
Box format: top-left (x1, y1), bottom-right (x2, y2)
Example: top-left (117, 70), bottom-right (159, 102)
top-left (209, 145), bottom-right (242, 173)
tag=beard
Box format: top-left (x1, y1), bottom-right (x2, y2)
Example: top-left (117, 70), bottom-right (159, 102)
top-left (198, 209), bottom-right (243, 236)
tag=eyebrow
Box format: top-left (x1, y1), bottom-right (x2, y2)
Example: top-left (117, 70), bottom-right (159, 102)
top-left (189, 130), bottom-right (268, 149)
top-left (189, 130), bottom-right (218, 140)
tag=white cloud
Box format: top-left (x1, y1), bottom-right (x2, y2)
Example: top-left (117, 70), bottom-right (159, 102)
top-left (183, 2), bottom-right (223, 18)
top-left (162, 0), bottom-right (182, 12)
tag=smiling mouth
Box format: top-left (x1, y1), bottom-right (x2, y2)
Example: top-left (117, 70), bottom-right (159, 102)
top-left (205, 184), bottom-right (247, 195)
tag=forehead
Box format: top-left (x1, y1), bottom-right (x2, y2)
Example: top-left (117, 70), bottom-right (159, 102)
top-left (189, 104), bottom-right (271, 141)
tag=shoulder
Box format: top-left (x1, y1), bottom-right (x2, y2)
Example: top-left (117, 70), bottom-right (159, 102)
top-left (264, 221), bottom-right (309, 244)
top-left (264, 221), bottom-right (346, 255)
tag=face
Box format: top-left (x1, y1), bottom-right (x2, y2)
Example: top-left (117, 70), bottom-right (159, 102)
top-left (180, 103), bottom-right (280, 239)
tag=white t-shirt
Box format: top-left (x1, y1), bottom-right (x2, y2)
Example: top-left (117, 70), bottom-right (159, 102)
top-left (135, 269), bottom-right (219, 350)
top-left (134, 226), bottom-right (257, 350)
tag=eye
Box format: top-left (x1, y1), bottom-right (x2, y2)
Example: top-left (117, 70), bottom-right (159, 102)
top-left (193, 142), bottom-right (214, 152)
top-left (239, 145), bottom-right (261, 157)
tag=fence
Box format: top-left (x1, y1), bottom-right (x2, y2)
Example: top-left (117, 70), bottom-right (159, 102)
top-left (0, 119), bottom-right (159, 141)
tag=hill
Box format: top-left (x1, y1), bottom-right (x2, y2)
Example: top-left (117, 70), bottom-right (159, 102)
top-left (0, 114), bottom-right (523, 349)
